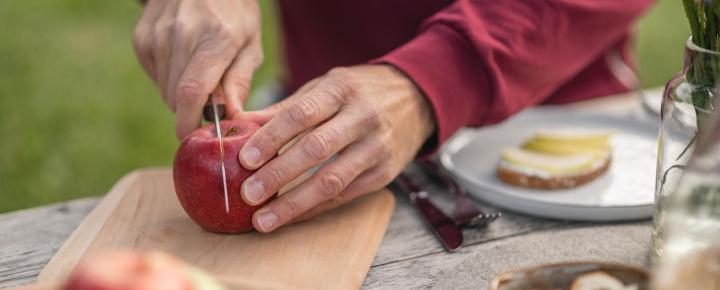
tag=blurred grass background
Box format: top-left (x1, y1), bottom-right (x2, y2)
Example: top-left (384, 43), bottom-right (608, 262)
top-left (0, 0), bottom-right (688, 213)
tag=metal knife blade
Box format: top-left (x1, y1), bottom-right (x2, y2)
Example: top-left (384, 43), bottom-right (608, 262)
top-left (210, 95), bottom-right (230, 213)
top-left (397, 174), bottom-right (463, 252)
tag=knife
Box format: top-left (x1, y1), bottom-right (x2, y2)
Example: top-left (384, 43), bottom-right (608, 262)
top-left (203, 95), bottom-right (230, 213)
top-left (397, 174), bottom-right (463, 252)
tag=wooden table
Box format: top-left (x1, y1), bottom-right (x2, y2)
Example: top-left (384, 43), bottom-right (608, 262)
top-left (0, 89), bottom-right (661, 289)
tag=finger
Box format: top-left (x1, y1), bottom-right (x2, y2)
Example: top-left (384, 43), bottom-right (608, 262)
top-left (174, 39), bottom-right (239, 139)
top-left (239, 77), bottom-right (321, 125)
top-left (152, 4), bottom-right (177, 108)
top-left (133, 23), bottom-right (157, 83)
top-left (240, 108), bottom-right (377, 206)
top-left (251, 139), bottom-right (384, 232)
top-left (238, 80), bottom-right (348, 169)
top-left (223, 34), bottom-right (263, 118)
top-left (293, 165), bottom-right (391, 223)
top-left (164, 3), bottom-right (200, 112)
top-left (132, 1), bottom-right (165, 83)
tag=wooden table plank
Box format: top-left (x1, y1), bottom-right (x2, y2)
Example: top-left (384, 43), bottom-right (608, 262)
top-left (364, 221), bottom-right (650, 289)
top-left (0, 198), bottom-right (98, 289)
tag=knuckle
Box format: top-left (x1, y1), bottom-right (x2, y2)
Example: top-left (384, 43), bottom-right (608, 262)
top-left (249, 51), bottom-right (264, 67)
top-left (176, 79), bottom-right (206, 100)
top-left (263, 165), bottom-right (287, 189)
top-left (278, 197), bottom-right (299, 219)
top-left (365, 141), bottom-right (386, 164)
top-left (360, 106), bottom-right (381, 128)
top-left (326, 68), bottom-right (357, 97)
top-left (171, 20), bottom-right (193, 40)
top-left (327, 66), bottom-right (352, 77)
top-left (132, 28), bottom-right (150, 51)
top-left (260, 130), bottom-right (281, 149)
top-left (210, 21), bottom-right (235, 39)
top-left (377, 131), bottom-right (393, 148)
top-left (377, 168), bottom-right (395, 183)
top-left (228, 76), bottom-right (251, 92)
top-left (328, 194), bottom-right (347, 208)
top-left (287, 98), bottom-right (318, 126)
top-left (318, 172), bottom-right (346, 197)
top-left (303, 132), bottom-right (334, 161)
top-left (154, 19), bottom-right (174, 35)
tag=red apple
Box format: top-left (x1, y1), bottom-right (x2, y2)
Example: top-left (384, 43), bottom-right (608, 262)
top-left (173, 119), bottom-right (271, 233)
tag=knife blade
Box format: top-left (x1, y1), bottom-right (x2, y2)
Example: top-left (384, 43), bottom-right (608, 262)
top-left (209, 94), bottom-right (230, 213)
top-left (397, 174), bottom-right (463, 252)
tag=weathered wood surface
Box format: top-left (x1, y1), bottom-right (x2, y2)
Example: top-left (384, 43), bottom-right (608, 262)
top-left (0, 198), bottom-right (98, 289)
top-left (0, 89), bottom-right (658, 289)
top-left (0, 191), bottom-right (650, 290)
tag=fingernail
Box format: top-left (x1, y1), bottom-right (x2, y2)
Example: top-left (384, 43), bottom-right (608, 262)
top-left (256, 211), bottom-right (278, 231)
top-left (240, 146), bottom-right (261, 168)
top-left (242, 177), bottom-right (265, 204)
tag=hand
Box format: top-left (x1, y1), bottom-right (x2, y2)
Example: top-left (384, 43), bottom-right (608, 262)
top-left (238, 65), bottom-right (436, 232)
top-left (133, 0), bottom-right (263, 138)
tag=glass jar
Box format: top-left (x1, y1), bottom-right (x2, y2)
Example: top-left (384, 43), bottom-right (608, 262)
top-left (651, 107), bottom-right (720, 290)
top-left (651, 38), bottom-right (719, 258)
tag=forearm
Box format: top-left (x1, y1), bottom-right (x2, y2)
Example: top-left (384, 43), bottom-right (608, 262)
top-left (373, 0), bottom-right (654, 155)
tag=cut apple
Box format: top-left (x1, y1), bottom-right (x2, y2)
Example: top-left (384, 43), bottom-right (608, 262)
top-left (500, 148), bottom-right (600, 175)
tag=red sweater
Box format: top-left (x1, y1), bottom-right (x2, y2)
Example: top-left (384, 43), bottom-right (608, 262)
top-left (277, 0), bottom-right (654, 152)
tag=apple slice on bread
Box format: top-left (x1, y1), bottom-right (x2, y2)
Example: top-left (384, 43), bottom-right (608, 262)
top-left (497, 128), bottom-right (613, 190)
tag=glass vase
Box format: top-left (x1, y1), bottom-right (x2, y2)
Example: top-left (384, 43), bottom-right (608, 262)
top-left (651, 102), bottom-right (720, 290)
top-left (651, 38), bottom-right (719, 258)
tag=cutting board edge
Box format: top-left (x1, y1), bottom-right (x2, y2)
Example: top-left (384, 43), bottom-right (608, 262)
top-left (37, 168), bottom-right (167, 283)
top-left (344, 191), bottom-right (396, 289)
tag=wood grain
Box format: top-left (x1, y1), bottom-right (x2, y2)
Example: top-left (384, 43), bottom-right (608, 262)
top-left (36, 168), bottom-right (395, 290)
top-left (0, 198), bottom-right (97, 289)
top-left (362, 222), bottom-right (650, 289)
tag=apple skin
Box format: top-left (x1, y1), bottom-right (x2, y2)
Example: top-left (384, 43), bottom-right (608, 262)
top-left (173, 119), bottom-right (272, 233)
top-left (62, 251), bottom-right (192, 290)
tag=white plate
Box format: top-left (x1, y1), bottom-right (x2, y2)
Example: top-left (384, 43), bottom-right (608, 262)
top-left (439, 107), bottom-right (658, 221)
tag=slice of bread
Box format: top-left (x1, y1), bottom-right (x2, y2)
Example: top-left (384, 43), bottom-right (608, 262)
top-left (496, 128), bottom-right (613, 190)
top-left (497, 153), bottom-right (611, 190)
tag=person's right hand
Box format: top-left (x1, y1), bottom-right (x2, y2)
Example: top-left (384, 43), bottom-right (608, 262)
top-left (133, 0), bottom-right (263, 139)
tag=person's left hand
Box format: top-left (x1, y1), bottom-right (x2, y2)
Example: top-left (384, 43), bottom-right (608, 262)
top-left (237, 65), bottom-right (436, 232)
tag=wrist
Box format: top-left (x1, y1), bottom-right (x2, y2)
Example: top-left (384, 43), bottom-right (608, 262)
top-left (381, 64), bottom-right (437, 150)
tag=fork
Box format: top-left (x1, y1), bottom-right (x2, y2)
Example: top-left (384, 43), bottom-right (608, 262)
top-left (418, 160), bottom-right (502, 227)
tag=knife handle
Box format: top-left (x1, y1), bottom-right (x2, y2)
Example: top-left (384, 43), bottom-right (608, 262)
top-left (411, 191), bottom-right (464, 252)
top-left (202, 103), bottom-right (226, 122)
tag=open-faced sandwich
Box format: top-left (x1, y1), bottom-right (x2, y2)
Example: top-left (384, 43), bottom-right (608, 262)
top-left (497, 128), bottom-right (613, 190)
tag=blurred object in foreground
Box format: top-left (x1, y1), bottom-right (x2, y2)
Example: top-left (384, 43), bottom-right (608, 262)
top-left (62, 250), bottom-right (226, 290)
top-left (490, 261), bottom-right (647, 290)
top-left (652, 96), bottom-right (720, 290)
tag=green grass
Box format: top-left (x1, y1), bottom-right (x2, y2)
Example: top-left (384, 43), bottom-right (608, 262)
top-left (0, 0), bottom-right (688, 213)
top-left (636, 0), bottom-right (690, 88)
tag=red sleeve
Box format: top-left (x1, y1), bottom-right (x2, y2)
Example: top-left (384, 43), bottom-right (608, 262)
top-left (371, 0), bottom-right (654, 156)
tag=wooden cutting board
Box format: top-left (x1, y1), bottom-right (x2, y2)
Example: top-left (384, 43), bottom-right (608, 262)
top-left (37, 168), bottom-right (395, 289)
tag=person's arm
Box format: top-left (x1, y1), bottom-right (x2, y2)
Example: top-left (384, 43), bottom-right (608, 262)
top-left (372, 0), bottom-right (654, 155)
top-left (235, 0), bottom-right (654, 233)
